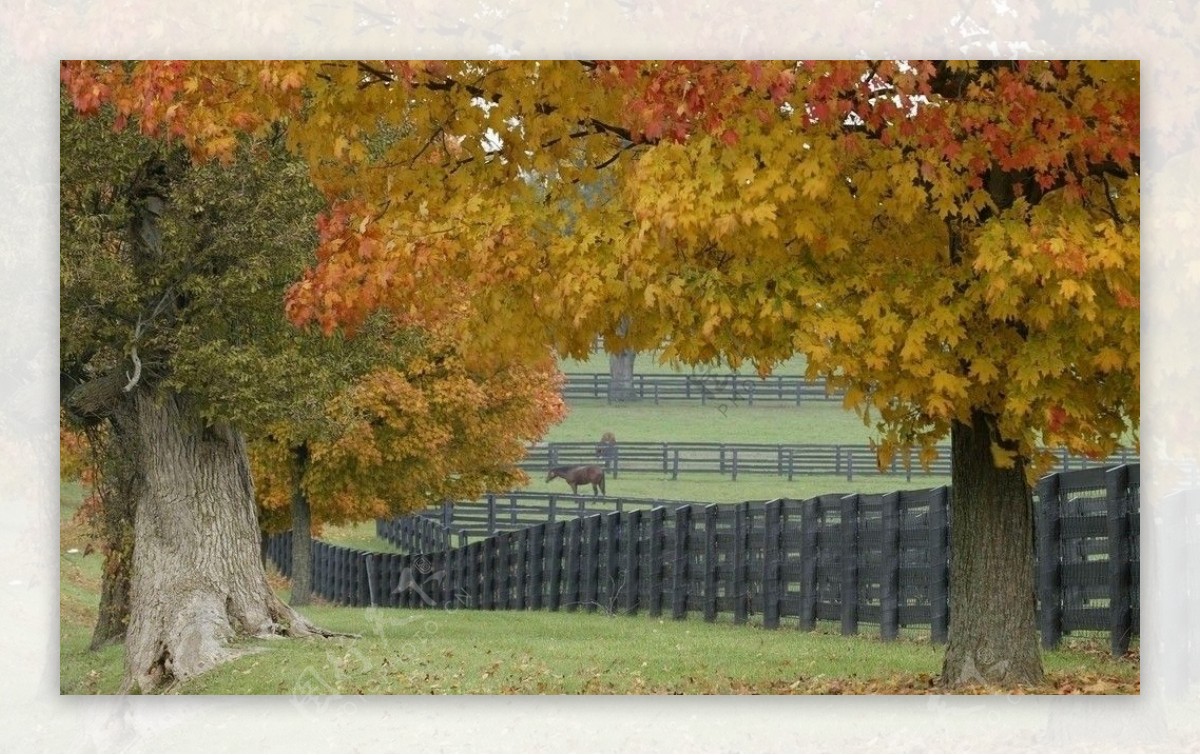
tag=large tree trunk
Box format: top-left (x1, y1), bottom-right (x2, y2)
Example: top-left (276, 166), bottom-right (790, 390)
top-left (606, 315), bottom-right (638, 403)
top-left (121, 391), bottom-right (332, 693)
top-left (289, 445), bottom-right (314, 606)
top-left (941, 409), bottom-right (1044, 687)
top-left (607, 349), bottom-right (637, 403)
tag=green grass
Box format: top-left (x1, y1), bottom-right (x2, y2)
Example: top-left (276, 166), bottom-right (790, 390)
top-left (60, 480), bottom-right (128, 694)
top-left (58, 481), bottom-right (1138, 695)
top-left (522, 472), bottom-right (949, 504)
top-left (177, 608), bottom-right (944, 694)
top-left (320, 394), bottom-right (949, 551)
top-left (63, 597), bottom-right (1139, 695)
top-left (545, 399), bottom-right (885, 446)
top-left (319, 520), bottom-right (407, 554)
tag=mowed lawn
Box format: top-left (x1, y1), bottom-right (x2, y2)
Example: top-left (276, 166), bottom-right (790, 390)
top-left (61, 482), bottom-right (1138, 695)
top-left (60, 356), bottom-right (1138, 695)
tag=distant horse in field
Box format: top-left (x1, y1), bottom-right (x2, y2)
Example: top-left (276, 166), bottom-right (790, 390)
top-left (546, 465), bottom-right (606, 496)
top-left (595, 431), bottom-right (617, 470)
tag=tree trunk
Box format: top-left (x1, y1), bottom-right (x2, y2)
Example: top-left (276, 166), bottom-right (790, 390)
top-left (940, 409), bottom-right (1044, 687)
top-left (289, 445), bottom-right (313, 606)
top-left (607, 349), bottom-right (637, 403)
top-left (87, 412), bottom-right (139, 650)
top-left (121, 391), bottom-right (333, 693)
top-left (605, 315), bottom-right (638, 403)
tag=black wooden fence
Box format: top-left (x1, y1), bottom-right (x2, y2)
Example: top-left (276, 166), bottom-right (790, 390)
top-left (522, 441), bottom-right (1136, 481)
top-left (377, 491), bottom-right (723, 546)
top-left (265, 464), bottom-right (1139, 654)
top-left (563, 372), bottom-right (843, 404)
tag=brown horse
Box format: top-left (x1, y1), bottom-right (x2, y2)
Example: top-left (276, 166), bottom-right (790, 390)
top-left (595, 431), bottom-right (617, 470)
top-left (546, 465), bottom-right (606, 496)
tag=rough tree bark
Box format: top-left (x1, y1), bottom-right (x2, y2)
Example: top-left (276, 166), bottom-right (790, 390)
top-left (606, 315), bottom-right (637, 403)
top-left (940, 409), bottom-right (1044, 686)
top-left (288, 444), bottom-right (314, 606)
top-left (121, 391), bottom-right (335, 693)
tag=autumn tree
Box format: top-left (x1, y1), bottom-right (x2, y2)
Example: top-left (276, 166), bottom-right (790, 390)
top-left (63, 60), bottom-right (1139, 687)
top-left (59, 93), bottom-right (364, 691)
top-left (251, 329), bottom-right (565, 604)
top-left (61, 80), bottom-right (568, 687)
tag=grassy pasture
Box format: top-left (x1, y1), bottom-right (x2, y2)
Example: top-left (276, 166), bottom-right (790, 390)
top-left (60, 482), bottom-right (1136, 695)
top-left (321, 389), bottom-right (952, 550)
top-left (59, 353), bottom-right (1139, 695)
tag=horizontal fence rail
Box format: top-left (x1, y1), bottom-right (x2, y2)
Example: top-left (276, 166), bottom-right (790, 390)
top-left (563, 372), bottom-right (844, 404)
top-left (266, 465), bottom-right (1140, 655)
top-left (522, 441), bottom-right (1137, 482)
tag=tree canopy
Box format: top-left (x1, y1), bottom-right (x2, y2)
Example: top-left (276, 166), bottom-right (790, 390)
top-left (63, 60), bottom-right (1138, 477)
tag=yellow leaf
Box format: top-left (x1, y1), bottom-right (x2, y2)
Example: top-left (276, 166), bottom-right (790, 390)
top-left (990, 442), bottom-right (1018, 469)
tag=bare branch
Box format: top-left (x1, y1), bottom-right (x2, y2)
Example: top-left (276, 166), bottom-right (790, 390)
top-left (123, 345), bottom-right (142, 393)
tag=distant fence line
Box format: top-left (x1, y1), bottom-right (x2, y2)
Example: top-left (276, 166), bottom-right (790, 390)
top-left (264, 464), bottom-right (1140, 655)
top-left (521, 440), bottom-right (1137, 482)
top-left (563, 372), bottom-right (842, 404)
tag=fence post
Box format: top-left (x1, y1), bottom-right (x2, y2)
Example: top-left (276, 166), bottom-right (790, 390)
top-left (1037, 473), bottom-right (1063, 649)
top-left (799, 498), bottom-right (818, 631)
top-left (703, 504), bottom-right (719, 622)
top-left (529, 523), bottom-right (545, 611)
top-left (565, 517), bottom-right (582, 612)
top-left (649, 507), bottom-right (666, 616)
top-left (672, 449), bottom-right (680, 480)
top-left (624, 509), bottom-right (642, 616)
top-left (840, 494), bottom-right (860, 636)
top-left (583, 515), bottom-right (601, 613)
top-left (365, 554), bottom-right (377, 608)
top-left (847, 450), bottom-right (855, 483)
top-left (733, 502), bottom-right (748, 625)
top-left (732, 449), bottom-right (739, 481)
top-left (671, 506), bottom-right (692, 620)
top-left (548, 521), bottom-right (565, 611)
top-left (481, 537), bottom-right (497, 610)
top-left (486, 494), bottom-right (497, 536)
top-left (762, 499), bottom-right (783, 629)
top-left (604, 511), bottom-right (621, 612)
top-left (880, 492), bottom-right (900, 641)
top-left (514, 528), bottom-right (528, 610)
top-left (1106, 465), bottom-right (1133, 656)
top-left (500, 532), bottom-right (514, 609)
top-left (929, 486), bottom-right (950, 645)
top-left (787, 448), bottom-right (795, 482)
top-left (466, 541), bottom-right (480, 609)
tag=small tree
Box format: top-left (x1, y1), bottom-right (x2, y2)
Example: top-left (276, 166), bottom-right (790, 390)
top-left (251, 333), bottom-right (565, 604)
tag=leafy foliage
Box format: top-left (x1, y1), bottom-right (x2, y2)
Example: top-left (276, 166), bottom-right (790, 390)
top-left (61, 86), bottom-right (565, 538)
top-left (252, 336), bottom-right (565, 531)
top-left (61, 60), bottom-right (1138, 481)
